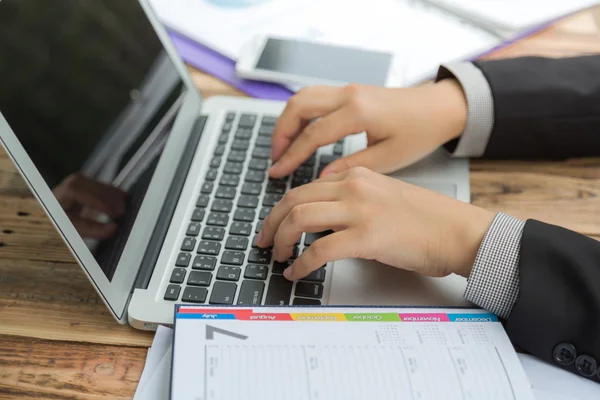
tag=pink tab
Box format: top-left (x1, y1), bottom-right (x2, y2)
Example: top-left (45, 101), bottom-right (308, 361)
top-left (399, 313), bottom-right (450, 322)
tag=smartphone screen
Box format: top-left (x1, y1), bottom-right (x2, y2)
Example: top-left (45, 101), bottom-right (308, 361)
top-left (255, 38), bottom-right (392, 86)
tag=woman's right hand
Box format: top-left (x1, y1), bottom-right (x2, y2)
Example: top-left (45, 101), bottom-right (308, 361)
top-left (268, 80), bottom-right (468, 179)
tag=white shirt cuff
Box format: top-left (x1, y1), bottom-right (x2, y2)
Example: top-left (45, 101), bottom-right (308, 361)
top-left (436, 62), bottom-right (495, 158)
top-left (464, 212), bottom-right (525, 319)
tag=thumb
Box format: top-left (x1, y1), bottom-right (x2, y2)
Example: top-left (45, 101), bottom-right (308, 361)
top-left (320, 142), bottom-right (405, 177)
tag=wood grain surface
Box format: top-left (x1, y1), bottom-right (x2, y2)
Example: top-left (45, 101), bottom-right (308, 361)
top-left (1, 8), bottom-right (600, 399)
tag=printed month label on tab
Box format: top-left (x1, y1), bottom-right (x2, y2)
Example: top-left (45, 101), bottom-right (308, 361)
top-left (344, 313), bottom-right (401, 322)
top-left (399, 313), bottom-right (450, 322)
top-left (290, 313), bottom-right (347, 321)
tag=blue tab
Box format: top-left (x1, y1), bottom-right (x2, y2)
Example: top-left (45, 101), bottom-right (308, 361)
top-left (177, 313), bottom-right (236, 320)
top-left (448, 313), bottom-right (498, 322)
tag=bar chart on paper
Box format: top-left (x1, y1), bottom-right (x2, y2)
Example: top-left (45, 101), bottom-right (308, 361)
top-left (171, 307), bottom-right (536, 400)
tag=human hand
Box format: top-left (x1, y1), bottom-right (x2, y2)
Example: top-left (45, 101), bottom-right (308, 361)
top-left (269, 80), bottom-right (467, 179)
top-left (53, 174), bottom-right (128, 239)
top-left (256, 167), bottom-right (494, 281)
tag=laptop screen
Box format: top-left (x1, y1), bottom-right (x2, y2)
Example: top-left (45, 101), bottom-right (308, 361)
top-left (0, 1), bottom-right (186, 281)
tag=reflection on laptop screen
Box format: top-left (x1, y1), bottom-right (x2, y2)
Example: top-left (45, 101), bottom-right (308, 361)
top-left (0, 1), bottom-right (186, 281)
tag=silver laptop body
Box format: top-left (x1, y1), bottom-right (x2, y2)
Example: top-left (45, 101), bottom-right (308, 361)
top-left (0, 0), bottom-right (471, 331)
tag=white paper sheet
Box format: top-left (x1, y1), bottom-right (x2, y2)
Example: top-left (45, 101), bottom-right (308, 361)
top-left (171, 306), bottom-right (535, 400)
top-left (133, 325), bottom-right (174, 400)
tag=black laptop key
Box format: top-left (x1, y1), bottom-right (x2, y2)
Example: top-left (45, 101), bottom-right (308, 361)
top-left (255, 221), bottom-right (263, 234)
top-left (233, 208), bottom-right (255, 222)
top-left (186, 222), bottom-right (201, 237)
top-left (187, 271), bottom-right (212, 286)
top-left (266, 181), bottom-right (286, 194)
top-left (252, 147), bottom-right (270, 159)
top-left (320, 154), bottom-right (339, 166)
top-left (228, 150), bottom-right (246, 163)
top-left (294, 165), bottom-right (314, 178)
top-left (224, 162), bottom-right (243, 175)
top-left (241, 182), bottom-right (262, 195)
top-left (202, 226), bottom-right (225, 241)
top-left (207, 212), bottom-right (229, 227)
top-left (248, 249), bottom-right (272, 264)
top-left (182, 287), bottom-right (208, 303)
top-left (205, 169), bottom-right (218, 181)
top-left (265, 274), bottom-right (293, 306)
top-left (303, 267), bottom-right (326, 282)
top-left (191, 208), bottom-right (205, 222)
top-left (197, 241), bottom-right (221, 256)
top-left (181, 237), bottom-right (196, 252)
top-left (220, 174), bottom-right (240, 187)
top-left (214, 145), bottom-right (226, 156)
top-left (245, 170), bottom-right (265, 183)
top-left (305, 230), bottom-right (332, 246)
top-left (222, 121), bottom-right (233, 133)
top-left (248, 158), bottom-right (269, 171)
top-left (217, 266), bottom-right (242, 281)
top-left (170, 268), bottom-right (186, 284)
top-left (192, 255), bottom-right (217, 270)
top-left (237, 195), bottom-right (259, 209)
top-left (333, 142), bottom-right (344, 156)
top-left (292, 177), bottom-right (312, 188)
top-left (255, 136), bottom-right (272, 148)
top-left (252, 235), bottom-right (272, 249)
top-left (201, 182), bottom-right (214, 194)
top-left (221, 251), bottom-right (245, 266)
top-left (211, 199), bottom-right (233, 213)
top-left (262, 115), bottom-right (277, 125)
top-left (164, 284), bottom-right (181, 301)
top-left (230, 222), bottom-right (252, 236)
top-left (293, 298), bottom-right (321, 306)
top-left (263, 194), bottom-right (283, 207)
top-left (232, 139), bottom-right (250, 151)
top-left (209, 281), bottom-right (237, 305)
top-left (237, 280), bottom-right (265, 305)
top-left (226, 112), bottom-right (236, 122)
top-left (210, 157), bottom-right (222, 169)
top-left (196, 194), bottom-right (210, 208)
top-left (295, 281), bottom-right (323, 299)
top-left (272, 260), bottom-right (293, 274)
top-left (239, 113), bottom-right (257, 128)
top-left (258, 125), bottom-right (274, 136)
top-left (259, 207), bottom-right (271, 220)
top-left (235, 127), bottom-right (253, 140)
top-left (225, 236), bottom-right (249, 250)
top-left (218, 133), bottom-right (229, 144)
top-left (244, 264), bottom-right (268, 280)
top-left (215, 186), bottom-right (236, 200)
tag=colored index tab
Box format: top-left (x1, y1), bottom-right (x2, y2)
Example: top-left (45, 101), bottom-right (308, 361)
top-left (448, 313), bottom-right (498, 322)
top-left (399, 313), bottom-right (450, 322)
top-left (177, 313), bottom-right (236, 320)
top-left (291, 313), bottom-right (347, 321)
top-left (344, 313), bottom-right (401, 322)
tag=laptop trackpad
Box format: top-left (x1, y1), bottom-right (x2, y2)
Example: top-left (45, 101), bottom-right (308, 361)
top-left (328, 258), bottom-right (471, 307)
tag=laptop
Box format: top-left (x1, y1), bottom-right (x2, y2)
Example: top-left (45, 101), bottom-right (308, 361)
top-left (0, 0), bottom-right (471, 330)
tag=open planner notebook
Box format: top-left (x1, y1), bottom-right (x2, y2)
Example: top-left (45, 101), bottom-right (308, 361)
top-left (150, 0), bottom-right (598, 88)
top-left (170, 305), bottom-right (535, 400)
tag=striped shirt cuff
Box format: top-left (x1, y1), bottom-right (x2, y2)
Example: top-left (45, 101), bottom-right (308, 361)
top-left (464, 213), bottom-right (525, 319)
top-left (436, 62), bottom-right (495, 157)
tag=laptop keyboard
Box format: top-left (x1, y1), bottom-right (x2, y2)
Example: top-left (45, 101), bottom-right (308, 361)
top-left (163, 111), bottom-right (344, 306)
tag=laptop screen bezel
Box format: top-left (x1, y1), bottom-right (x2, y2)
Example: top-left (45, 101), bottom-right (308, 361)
top-left (0, 0), bottom-right (203, 323)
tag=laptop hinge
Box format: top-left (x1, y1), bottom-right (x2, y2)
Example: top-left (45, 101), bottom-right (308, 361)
top-left (133, 115), bottom-right (207, 290)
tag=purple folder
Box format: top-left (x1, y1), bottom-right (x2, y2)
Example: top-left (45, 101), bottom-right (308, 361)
top-left (169, 30), bottom-right (294, 101)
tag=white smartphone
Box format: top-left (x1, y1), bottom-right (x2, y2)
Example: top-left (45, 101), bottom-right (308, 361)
top-left (235, 35), bottom-right (393, 87)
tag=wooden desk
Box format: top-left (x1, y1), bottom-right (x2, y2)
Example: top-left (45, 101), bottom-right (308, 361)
top-left (1, 10), bottom-right (600, 399)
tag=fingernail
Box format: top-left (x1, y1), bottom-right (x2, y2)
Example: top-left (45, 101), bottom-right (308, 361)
top-left (256, 231), bottom-right (263, 245)
top-left (283, 266), bottom-right (293, 280)
top-left (321, 167), bottom-right (335, 177)
top-left (270, 162), bottom-right (279, 171)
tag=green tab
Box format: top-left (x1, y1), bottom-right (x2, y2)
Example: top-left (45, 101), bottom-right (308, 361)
top-left (344, 313), bottom-right (400, 322)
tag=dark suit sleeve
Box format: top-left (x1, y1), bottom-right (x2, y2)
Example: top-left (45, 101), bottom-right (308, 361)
top-left (470, 55), bottom-right (600, 159)
top-left (505, 219), bottom-right (600, 380)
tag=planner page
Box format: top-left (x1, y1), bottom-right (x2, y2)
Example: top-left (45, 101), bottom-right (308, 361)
top-left (149, 0), bottom-right (500, 87)
top-left (171, 306), bottom-right (535, 400)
